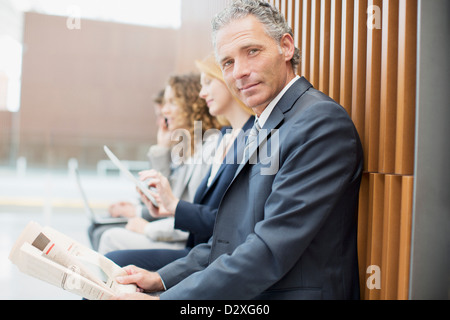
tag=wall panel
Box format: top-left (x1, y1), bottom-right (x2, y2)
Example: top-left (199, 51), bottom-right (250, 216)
top-left (269, 0), bottom-right (417, 299)
top-left (309, 0), bottom-right (321, 88)
top-left (352, 0), bottom-right (368, 169)
top-left (318, 0), bottom-right (331, 94)
top-left (328, 0), bottom-right (342, 102)
top-left (365, 0), bottom-right (382, 173)
top-left (379, 0), bottom-right (399, 174)
top-left (339, 0), bottom-right (354, 115)
top-left (395, 0), bottom-right (417, 175)
top-left (301, 0), bottom-right (312, 80)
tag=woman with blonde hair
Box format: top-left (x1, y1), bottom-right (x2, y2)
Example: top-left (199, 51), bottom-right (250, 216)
top-left (104, 54), bottom-right (255, 270)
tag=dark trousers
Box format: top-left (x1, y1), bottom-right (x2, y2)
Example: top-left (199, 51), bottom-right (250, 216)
top-left (105, 247), bottom-right (191, 271)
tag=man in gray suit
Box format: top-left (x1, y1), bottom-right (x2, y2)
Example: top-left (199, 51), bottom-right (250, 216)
top-left (114, 0), bottom-right (363, 300)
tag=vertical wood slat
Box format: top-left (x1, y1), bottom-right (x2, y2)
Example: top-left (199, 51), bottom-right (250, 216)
top-left (309, 0), bottom-right (321, 88)
top-left (365, 0), bottom-right (382, 173)
top-left (281, 0), bottom-right (288, 20)
top-left (339, 0), bottom-right (354, 115)
top-left (357, 173), bottom-right (370, 298)
top-left (318, 0), bottom-right (331, 95)
top-left (395, 0), bottom-right (417, 175)
top-left (301, 0), bottom-right (312, 80)
top-left (287, 0), bottom-right (295, 30)
top-left (328, 0), bottom-right (342, 102)
top-left (365, 173), bottom-right (384, 300)
top-left (352, 0), bottom-right (368, 170)
top-left (397, 176), bottom-right (414, 299)
top-left (381, 175), bottom-right (402, 299)
top-left (379, 0), bottom-right (399, 174)
top-left (294, 0), bottom-right (303, 74)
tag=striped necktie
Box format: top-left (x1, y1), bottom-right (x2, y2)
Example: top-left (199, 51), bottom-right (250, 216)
top-left (243, 119), bottom-right (261, 163)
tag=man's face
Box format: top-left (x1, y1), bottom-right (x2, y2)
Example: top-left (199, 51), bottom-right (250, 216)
top-left (215, 15), bottom-right (294, 115)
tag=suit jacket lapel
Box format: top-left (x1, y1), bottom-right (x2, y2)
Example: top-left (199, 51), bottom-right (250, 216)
top-left (196, 116), bottom-right (255, 203)
top-left (192, 165), bottom-right (211, 203)
top-left (233, 77), bottom-right (313, 179)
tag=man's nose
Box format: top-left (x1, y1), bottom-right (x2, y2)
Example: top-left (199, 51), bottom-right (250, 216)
top-left (233, 59), bottom-right (250, 80)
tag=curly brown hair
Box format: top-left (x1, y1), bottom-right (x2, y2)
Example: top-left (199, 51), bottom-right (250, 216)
top-left (167, 73), bottom-right (222, 158)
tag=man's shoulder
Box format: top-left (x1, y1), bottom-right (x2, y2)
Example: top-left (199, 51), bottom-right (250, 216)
top-left (286, 85), bottom-right (346, 121)
top-left (278, 77), bottom-right (342, 117)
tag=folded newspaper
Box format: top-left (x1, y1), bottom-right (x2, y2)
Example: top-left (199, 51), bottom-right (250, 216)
top-left (9, 221), bottom-right (137, 300)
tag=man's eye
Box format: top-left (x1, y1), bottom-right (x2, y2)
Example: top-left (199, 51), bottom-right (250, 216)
top-left (249, 49), bottom-right (259, 55)
top-left (223, 60), bottom-right (233, 69)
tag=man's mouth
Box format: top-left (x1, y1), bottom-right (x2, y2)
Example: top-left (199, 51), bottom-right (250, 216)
top-left (239, 82), bottom-right (260, 93)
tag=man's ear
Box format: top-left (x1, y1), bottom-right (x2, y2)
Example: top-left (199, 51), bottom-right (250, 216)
top-left (280, 33), bottom-right (295, 62)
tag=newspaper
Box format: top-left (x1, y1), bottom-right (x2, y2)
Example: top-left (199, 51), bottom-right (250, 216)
top-left (9, 221), bottom-right (137, 300)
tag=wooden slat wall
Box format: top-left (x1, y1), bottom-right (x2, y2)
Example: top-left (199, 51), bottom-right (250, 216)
top-left (267, 0), bottom-right (417, 299)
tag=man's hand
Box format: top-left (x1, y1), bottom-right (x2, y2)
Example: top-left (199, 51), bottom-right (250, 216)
top-left (116, 265), bottom-right (165, 293)
top-left (112, 292), bottom-right (160, 300)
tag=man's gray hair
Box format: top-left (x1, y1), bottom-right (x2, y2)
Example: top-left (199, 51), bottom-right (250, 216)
top-left (212, 0), bottom-right (301, 72)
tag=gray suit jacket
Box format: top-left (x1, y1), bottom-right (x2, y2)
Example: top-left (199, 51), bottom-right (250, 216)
top-left (158, 77), bottom-right (363, 300)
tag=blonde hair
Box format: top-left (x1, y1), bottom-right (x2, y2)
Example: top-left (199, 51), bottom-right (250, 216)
top-left (195, 53), bottom-right (254, 117)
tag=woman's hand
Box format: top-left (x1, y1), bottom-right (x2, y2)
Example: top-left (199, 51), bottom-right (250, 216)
top-left (108, 201), bottom-right (136, 218)
top-left (138, 170), bottom-right (180, 217)
top-left (125, 217), bottom-right (148, 234)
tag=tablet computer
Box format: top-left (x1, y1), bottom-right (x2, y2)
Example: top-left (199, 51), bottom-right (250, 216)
top-left (103, 145), bottom-right (159, 208)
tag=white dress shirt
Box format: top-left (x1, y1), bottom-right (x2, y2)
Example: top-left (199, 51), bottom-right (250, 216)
top-left (256, 75), bottom-right (300, 128)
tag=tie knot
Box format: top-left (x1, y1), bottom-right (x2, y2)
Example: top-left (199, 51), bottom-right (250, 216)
top-left (250, 120), bottom-right (261, 136)
top-left (245, 120), bottom-right (260, 148)
top-left (255, 120), bottom-right (261, 131)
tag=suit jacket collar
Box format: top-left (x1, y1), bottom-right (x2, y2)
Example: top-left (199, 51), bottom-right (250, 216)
top-left (253, 76), bottom-right (312, 148)
top-left (266, 76), bottom-right (313, 121)
top-left (234, 77), bottom-right (313, 176)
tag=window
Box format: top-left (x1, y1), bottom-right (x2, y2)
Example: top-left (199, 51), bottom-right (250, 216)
top-left (0, 35), bottom-right (22, 112)
top-left (13, 0), bottom-right (182, 29)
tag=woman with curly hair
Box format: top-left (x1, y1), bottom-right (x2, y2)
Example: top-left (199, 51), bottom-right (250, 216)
top-left (165, 73), bottom-right (224, 163)
top-left (97, 73), bottom-right (222, 254)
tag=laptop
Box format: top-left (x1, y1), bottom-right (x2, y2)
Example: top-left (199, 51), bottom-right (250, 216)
top-left (74, 168), bottom-right (129, 225)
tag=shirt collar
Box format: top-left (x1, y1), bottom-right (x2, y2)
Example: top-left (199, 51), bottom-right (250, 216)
top-left (256, 75), bottom-right (300, 128)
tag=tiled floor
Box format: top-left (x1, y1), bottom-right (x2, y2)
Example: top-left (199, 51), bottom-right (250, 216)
top-left (0, 167), bottom-right (138, 300)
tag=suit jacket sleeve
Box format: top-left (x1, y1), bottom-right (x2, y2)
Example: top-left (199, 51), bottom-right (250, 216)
top-left (173, 200), bottom-right (217, 236)
top-left (158, 238), bottom-right (212, 288)
top-left (158, 101), bottom-right (362, 299)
